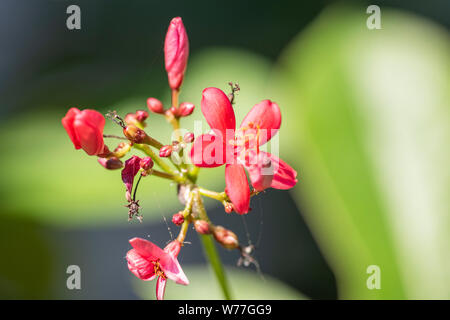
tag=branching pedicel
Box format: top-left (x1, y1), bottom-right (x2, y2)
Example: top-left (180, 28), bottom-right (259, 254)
top-left (61, 17), bottom-right (298, 300)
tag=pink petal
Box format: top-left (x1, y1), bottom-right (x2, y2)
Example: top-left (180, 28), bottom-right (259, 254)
top-left (189, 133), bottom-right (228, 167)
top-left (225, 164), bottom-right (250, 214)
top-left (240, 100), bottom-right (281, 146)
top-left (245, 152), bottom-right (274, 191)
top-left (156, 277), bottom-right (167, 300)
top-left (160, 256), bottom-right (189, 286)
top-left (129, 237), bottom-right (166, 261)
top-left (201, 87), bottom-right (236, 137)
top-left (264, 152), bottom-right (298, 189)
top-left (61, 108), bottom-right (81, 149)
top-left (121, 156), bottom-right (142, 196)
top-left (164, 17), bottom-right (189, 90)
top-left (126, 249), bottom-right (156, 281)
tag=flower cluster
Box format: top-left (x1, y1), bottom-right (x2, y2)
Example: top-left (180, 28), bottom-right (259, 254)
top-left (62, 17), bottom-right (297, 300)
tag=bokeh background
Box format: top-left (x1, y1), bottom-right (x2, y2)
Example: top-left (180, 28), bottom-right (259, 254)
top-left (0, 0), bottom-right (448, 299)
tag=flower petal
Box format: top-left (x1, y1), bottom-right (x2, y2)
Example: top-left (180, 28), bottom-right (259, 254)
top-left (225, 164), bottom-right (250, 214)
top-left (190, 133), bottom-right (228, 167)
top-left (61, 108), bottom-right (81, 149)
top-left (263, 152), bottom-right (298, 189)
top-left (160, 255), bottom-right (189, 286)
top-left (245, 152), bottom-right (274, 192)
top-left (201, 87), bottom-right (236, 136)
top-left (156, 277), bottom-right (167, 300)
top-left (129, 237), bottom-right (166, 261)
top-left (73, 109), bottom-right (106, 155)
top-left (126, 249), bottom-right (156, 281)
top-left (240, 100), bottom-right (281, 145)
top-left (121, 156), bottom-right (142, 196)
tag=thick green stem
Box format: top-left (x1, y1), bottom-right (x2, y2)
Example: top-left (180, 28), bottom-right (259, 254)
top-left (200, 234), bottom-right (232, 300)
top-left (195, 190), bottom-right (232, 300)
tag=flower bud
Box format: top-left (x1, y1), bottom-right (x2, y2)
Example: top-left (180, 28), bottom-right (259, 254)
top-left (136, 110), bottom-right (149, 122)
top-left (164, 240), bottom-right (181, 257)
top-left (223, 201), bottom-right (234, 214)
top-left (147, 98), bottom-right (164, 114)
top-left (183, 132), bottom-right (194, 143)
top-left (178, 102), bottom-right (195, 117)
top-left (113, 142), bottom-right (131, 158)
top-left (139, 157), bottom-right (154, 172)
top-left (172, 212), bottom-right (184, 226)
top-left (124, 113), bottom-right (138, 126)
top-left (213, 226), bottom-right (239, 249)
top-left (123, 125), bottom-right (148, 144)
top-left (62, 108), bottom-right (106, 156)
top-left (159, 145), bottom-right (173, 157)
top-left (194, 220), bottom-right (211, 235)
top-left (164, 17), bottom-right (189, 91)
top-left (98, 157), bottom-right (124, 170)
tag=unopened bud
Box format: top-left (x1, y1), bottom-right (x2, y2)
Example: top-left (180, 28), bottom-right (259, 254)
top-left (135, 110), bottom-right (149, 122)
top-left (159, 145), bottom-right (173, 157)
top-left (123, 125), bottom-right (148, 144)
top-left (172, 212), bottom-right (184, 226)
top-left (164, 240), bottom-right (181, 257)
top-left (183, 132), bottom-right (194, 143)
top-left (113, 142), bottom-right (131, 158)
top-left (124, 113), bottom-right (138, 126)
top-left (98, 157), bottom-right (124, 170)
top-left (213, 226), bottom-right (239, 249)
top-left (194, 220), bottom-right (211, 235)
top-left (139, 157), bottom-right (154, 174)
top-left (178, 102), bottom-right (195, 117)
top-left (223, 201), bottom-right (234, 214)
top-left (147, 97), bottom-right (164, 114)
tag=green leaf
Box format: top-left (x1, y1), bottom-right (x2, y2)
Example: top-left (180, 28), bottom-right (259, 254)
top-left (271, 5), bottom-right (450, 299)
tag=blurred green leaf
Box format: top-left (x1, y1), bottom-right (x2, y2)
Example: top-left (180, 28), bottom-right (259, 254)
top-left (133, 265), bottom-right (306, 300)
top-left (271, 5), bottom-right (449, 299)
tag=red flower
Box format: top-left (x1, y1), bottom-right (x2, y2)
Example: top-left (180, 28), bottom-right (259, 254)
top-left (62, 108), bottom-right (107, 156)
top-left (190, 87), bottom-right (298, 214)
top-left (126, 238), bottom-right (189, 300)
top-left (164, 17), bottom-right (189, 91)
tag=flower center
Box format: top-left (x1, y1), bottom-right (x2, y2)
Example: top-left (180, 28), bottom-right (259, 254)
top-left (152, 260), bottom-right (167, 279)
top-left (229, 122), bottom-right (261, 163)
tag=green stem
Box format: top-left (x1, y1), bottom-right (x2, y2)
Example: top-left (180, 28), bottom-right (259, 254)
top-left (198, 187), bottom-right (227, 202)
top-left (195, 190), bottom-right (232, 300)
top-left (200, 234), bottom-right (232, 300)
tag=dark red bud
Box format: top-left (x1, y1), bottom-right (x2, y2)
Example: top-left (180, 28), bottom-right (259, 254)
top-left (98, 157), bottom-right (124, 170)
top-left (172, 212), bottom-right (184, 226)
top-left (178, 102), bottom-right (195, 117)
top-left (159, 145), bottom-right (173, 157)
top-left (194, 220), bottom-right (211, 235)
top-left (147, 98), bottom-right (164, 114)
top-left (123, 125), bottom-right (148, 144)
top-left (135, 110), bottom-right (149, 122)
top-left (139, 157), bottom-right (154, 171)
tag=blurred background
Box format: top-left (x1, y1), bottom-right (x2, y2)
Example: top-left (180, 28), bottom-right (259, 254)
top-left (0, 0), bottom-right (448, 299)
